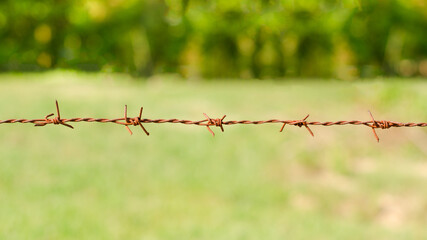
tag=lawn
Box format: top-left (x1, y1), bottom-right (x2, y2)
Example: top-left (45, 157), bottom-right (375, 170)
top-left (0, 71), bottom-right (426, 239)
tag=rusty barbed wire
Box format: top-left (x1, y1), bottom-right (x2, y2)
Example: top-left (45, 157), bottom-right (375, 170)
top-left (1, 100), bottom-right (426, 142)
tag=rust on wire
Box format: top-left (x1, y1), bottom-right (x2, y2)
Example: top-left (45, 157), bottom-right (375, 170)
top-left (203, 113), bottom-right (226, 137)
top-left (1, 100), bottom-right (426, 141)
top-left (368, 111), bottom-right (392, 142)
top-left (34, 100), bottom-right (74, 129)
top-left (280, 114), bottom-right (314, 137)
top-left (123, 105), bottom-right (150, 136)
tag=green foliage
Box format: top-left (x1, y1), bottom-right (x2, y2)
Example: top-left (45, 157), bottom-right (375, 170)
top-left (0, 0), bottom-right (426, 78)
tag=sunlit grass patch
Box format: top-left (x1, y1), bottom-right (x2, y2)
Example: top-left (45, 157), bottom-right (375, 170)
top-left (0, 71), bottom-right (426, 239)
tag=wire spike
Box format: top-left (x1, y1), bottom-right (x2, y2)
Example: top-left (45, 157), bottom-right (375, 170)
top-left (369, 111), bottom-right (380, 142)
top-left (123, 105), bottom-right (149, 136)
top-left (137, 107), bottom-right (149, 136)
top-left (34, 100), bottom-right (73, 129)
top-left (279, 122), bottom-right (286, 132)
top-left (281, 114), bottom-right (314, 137)
top-left (124, 105), bottom-right (132, 135)
top-left (203, 113), bottom-right (226, 137)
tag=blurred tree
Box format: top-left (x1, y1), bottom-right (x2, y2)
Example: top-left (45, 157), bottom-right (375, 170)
top-left (343, 0), bottom-right (427, 77)
top-left (0, 0), bottom-right (425, 78)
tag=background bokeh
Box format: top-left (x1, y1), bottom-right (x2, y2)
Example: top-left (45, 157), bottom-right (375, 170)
top-left (1, 1), bottom-right (427, 239)
top-left (1, 0), bottom-right (427, 79)
top-left (0, 72), bottom-right (426, 239)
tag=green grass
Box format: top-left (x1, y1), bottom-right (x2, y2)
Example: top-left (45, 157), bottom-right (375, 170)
top-left (0, 71), bottom-right (426, 239)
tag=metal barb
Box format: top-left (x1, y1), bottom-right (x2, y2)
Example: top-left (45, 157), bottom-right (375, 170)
top-left (368, 111), bottom-right (380, 142)
top-left (124, 105), bottom-right (132, 135)
top-left (279, 122), bottom-right (287, 132)
top-left (34, 100), bottom-right (74, 129)
top-left (368, 111), bottom-right (392, 142)
top-left (136, 107), bottom-right (150, 136)
top-left (280, 114), bottom-right (314, 137)
top-left (124, 105), bottom-right (150, 136)
top-left (203, 113), bottom-right (226, 137)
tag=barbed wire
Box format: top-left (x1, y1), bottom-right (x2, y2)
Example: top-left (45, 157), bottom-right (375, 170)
top-left (1, 101), bottom-right (426, 142)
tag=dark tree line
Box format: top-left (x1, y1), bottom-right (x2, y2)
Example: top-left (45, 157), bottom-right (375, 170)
top-left (0, 0), bottom-right (426, 79)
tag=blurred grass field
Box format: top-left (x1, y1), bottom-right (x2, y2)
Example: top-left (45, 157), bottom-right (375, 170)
top-left (0, 71), bottom-right (426, 240)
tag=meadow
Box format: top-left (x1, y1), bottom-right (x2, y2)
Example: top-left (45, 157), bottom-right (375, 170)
top-left (0, 71), bottom-right (426, 239)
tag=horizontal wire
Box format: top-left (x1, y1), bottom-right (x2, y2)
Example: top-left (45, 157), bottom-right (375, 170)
top-left (0, 100), bottom-right (426, 141)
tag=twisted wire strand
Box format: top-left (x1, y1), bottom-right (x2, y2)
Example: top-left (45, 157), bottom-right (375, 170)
top-left (0, 101), bottom-right (426, 141)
